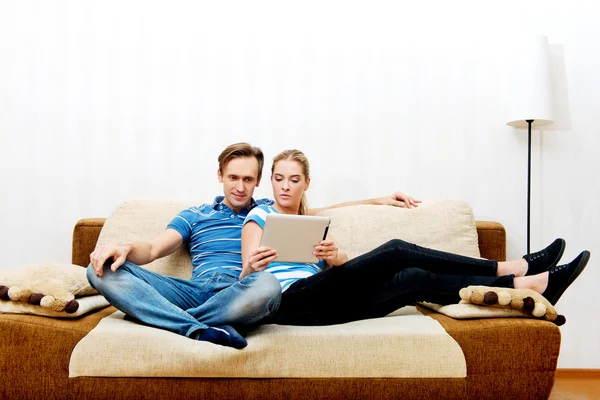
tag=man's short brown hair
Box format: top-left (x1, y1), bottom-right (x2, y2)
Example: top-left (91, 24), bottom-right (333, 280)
top-left (218, 143), bottom-right (265, 181)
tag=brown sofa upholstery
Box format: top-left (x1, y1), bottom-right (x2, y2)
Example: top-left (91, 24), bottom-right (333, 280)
top-left (0, 219), bottom-right (560, 400)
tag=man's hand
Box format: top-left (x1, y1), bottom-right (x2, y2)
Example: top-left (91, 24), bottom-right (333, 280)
top-left (245, 247), bottom-right (278, 275)
top-left (90, 244), bottom-right (132, 277)
top-left (374, 192), bottom-right (422, 209)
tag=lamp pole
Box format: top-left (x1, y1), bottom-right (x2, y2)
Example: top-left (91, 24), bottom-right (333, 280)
top-left (526, 119), bottom-right (533, 254)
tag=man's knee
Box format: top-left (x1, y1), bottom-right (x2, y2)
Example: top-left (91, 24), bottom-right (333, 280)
top-left (86, 263), bottom-right (100, 288)
top-left (252, 272), bottom-right (281, 304)
top-left (238, 272), bottom-right (281, 314)
top-left (86, 261), bottom-right (128, 292)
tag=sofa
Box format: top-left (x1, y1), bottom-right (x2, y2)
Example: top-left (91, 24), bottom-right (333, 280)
top-left (0, 199), bottom-right (561, 400)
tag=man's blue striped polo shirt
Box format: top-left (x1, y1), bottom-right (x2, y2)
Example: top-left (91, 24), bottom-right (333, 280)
top-left (167, 196), bottom-right (273, 280)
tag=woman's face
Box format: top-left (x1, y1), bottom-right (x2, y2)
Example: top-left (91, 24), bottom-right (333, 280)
top-left (271, 160), bottom-right (310, 211)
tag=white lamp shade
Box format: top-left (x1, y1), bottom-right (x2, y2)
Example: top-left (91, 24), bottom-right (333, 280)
top-left (506, 34), bottom-right (554, 128)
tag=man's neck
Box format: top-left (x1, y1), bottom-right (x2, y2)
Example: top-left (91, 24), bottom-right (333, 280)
top-left (221, 198), bottom-right (250, 214)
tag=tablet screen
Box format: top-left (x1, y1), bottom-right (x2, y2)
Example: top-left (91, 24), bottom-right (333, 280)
top-left (260, 214), bottom-right (331, 263)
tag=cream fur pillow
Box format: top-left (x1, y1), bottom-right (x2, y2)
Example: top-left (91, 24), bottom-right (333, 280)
top-left (0, 262), bottom-right (107, 317)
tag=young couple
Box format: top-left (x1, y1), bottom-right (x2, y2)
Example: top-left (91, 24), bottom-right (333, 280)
top-left (88, 143), bottom-right (590, 349)
top-left (87, 142), bottom-right (417, 349)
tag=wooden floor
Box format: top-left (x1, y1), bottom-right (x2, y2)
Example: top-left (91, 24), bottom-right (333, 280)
top-left (550, 370), bottom-right (600, 400)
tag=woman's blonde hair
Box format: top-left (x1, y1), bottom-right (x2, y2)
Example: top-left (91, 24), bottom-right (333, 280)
top-left (271, 149), bottom-right (310, 215)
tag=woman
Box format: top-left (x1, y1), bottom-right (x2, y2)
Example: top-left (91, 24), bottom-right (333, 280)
top-left (241, 150), bottom-right (590, 326)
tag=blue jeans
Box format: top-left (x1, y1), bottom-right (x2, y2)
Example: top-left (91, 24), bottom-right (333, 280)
top-left (268, 239), bottom-right (514, 326)
top-left (87, 261), bottom-right (281, 338)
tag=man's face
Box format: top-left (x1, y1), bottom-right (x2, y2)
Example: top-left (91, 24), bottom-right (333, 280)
top-left (218, 156), bottom-right (261, 213)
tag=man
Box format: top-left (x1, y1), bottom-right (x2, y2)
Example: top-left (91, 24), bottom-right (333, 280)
top-left (88, 143), bottom-right (419, 349)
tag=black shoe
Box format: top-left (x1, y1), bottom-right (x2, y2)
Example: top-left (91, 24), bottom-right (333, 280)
top-left (542, 251), bottom-right (590, 305)
top-left (524, 238), bottom-right (566, 276)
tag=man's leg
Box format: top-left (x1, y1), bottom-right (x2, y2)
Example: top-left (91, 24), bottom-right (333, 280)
top-left (186, 271), bottom-right (281, 327)
top-left (86, 261), bottom-right (247, 348)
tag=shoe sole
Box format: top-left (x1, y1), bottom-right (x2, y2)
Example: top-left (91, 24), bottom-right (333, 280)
top-left (549, 251), bottom-right (590, 305)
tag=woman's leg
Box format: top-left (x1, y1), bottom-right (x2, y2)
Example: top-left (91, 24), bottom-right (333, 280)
top-left (339, 239), bottom-right (499, 287)
top-left (274, 267), bottom-right (514, 326)
top-left (268, 240), bottom-right (498, 325)
top-left (353, 267), bottom-right (514, 320)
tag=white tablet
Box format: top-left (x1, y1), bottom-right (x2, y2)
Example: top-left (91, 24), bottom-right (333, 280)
top-left (260, 214), bottom-right (331, 263)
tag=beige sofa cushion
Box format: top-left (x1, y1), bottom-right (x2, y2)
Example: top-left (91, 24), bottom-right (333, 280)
top-left (69, 306), bottom-right (466, 378)
top-left (317, 199), bottom-right (481, 260)
top-left (96, 198), bottom-right (194, 278)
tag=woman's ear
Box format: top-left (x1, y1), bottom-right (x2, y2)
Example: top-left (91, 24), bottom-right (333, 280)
top-left (305, 177), bottom-right (310, 191)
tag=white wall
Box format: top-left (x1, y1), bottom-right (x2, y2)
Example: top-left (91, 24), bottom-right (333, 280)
top-left (0, 1), bottom-right (598, 368)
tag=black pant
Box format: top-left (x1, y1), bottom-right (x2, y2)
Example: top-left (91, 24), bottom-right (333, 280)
top-left (268, 239), bottom-right (514, 326)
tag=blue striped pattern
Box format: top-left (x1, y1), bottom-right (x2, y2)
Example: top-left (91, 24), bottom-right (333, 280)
top-left (168, 196), bottom-right (273, 279)
top-left (244, 205), bottom-right (325, 292)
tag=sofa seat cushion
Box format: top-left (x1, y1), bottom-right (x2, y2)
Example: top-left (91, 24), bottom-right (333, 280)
top-left (69, 306), bottom-right (466, 378)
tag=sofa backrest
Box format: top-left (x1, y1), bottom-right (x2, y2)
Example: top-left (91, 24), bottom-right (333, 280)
top-left (96, 198), bottom-right (480, 278)
top-left (96, 198), bottom-right (194, 278)
top-left (317, 200), bottom-right (481, 260)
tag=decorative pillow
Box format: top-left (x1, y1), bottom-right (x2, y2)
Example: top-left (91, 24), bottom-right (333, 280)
top-left (0, 262), bottom-right (108, 317)
top-left (459, 285), bottom-right (565, 325)
top-left (0, 294), bottom-right (109, 318)
top-left (421, 285), bottom-right (566, 326)
top-left (316, 200), bottom-right (480, 260)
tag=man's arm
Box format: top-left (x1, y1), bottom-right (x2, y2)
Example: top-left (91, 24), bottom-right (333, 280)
top-left (90, 228), bottom-right (183, 277)
top-left (307, 191), bottom-right (421, 215)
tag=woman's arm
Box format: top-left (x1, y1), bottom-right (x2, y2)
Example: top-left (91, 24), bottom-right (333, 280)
top-left (240, 221), bottom-right (278, 280)
top-left (307, 192), bottom-right (421, 215)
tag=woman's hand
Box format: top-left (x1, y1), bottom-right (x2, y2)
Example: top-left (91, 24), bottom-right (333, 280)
top-left (241, 247), bottom-right (278, 279)
top-left (374, 192), bottom-right (422, 208)
top-left (314, 240), bottom-right (348, 267)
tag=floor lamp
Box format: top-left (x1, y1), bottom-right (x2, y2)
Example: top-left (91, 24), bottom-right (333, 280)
top-left (506, 34), bottom-right (554, 254)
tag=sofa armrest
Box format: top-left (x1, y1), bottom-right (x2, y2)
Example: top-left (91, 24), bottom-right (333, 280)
top-left (476, 221), bottom-right (506, 262)
top-left (72, 218), bottom-right (106, 267)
